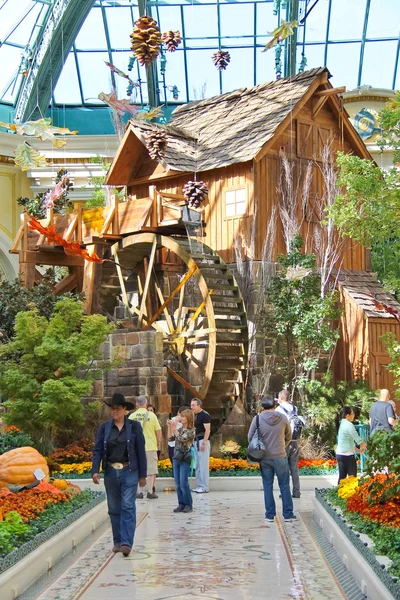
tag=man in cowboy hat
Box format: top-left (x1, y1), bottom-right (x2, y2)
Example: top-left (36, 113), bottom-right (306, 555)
top-left (92, 392), bottom-right (147, 557)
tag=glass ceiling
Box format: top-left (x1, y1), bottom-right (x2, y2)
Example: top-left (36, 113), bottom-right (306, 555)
top-left (0, 0), bottom-right (399, 115)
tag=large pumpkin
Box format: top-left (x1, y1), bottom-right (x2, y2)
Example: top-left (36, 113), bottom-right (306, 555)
top-left (0, 447), bottom-right (49, 487)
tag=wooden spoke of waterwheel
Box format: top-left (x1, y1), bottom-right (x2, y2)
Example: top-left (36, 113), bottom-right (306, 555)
top-left (102, 234), bottom-right (248, 419)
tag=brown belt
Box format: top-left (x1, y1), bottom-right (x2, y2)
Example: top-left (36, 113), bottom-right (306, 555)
top-left (108, 462), bottom-right (129, 470)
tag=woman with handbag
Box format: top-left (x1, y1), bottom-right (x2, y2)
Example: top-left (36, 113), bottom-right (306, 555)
top-left (172, 409), bottom-right (195, 513)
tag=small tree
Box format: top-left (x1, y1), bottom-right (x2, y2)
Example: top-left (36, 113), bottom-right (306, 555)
top-left (0, 298), bottom-right (114, 451)
top-left (266, 234), bottom-right (341, 391)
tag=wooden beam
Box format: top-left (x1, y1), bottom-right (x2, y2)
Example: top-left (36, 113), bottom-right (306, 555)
top-left (312, 95), bottom-right (328, 119)
top-left (100, 206), bottom-right (115, 235)
top-left (10, 222), bottom-right (24, 254)
top-left (130, 305), bottom-right (167, 335)
top-left (314, 86), bottom-right (346, 97)
top-left (175, 284), bottom-right (186, 333)
top-left (114, 250), bottom-right (130, 313)
top-left (138, 237), bottom-right (158, 328)
top-left (53, 273), bottom-right (77, 296)
top-left (154, 279), bottom-right (175, 333)
top-left (137, 198), bottom-right (153, 230)
top-left (82, 244), bottom-right (103, 314)
top-left (166, 366), bottom-right (204, 402)
top-left (144, 265), bottom-right (197, 331)
top-left (18, 262), bottom-right (35, 289)
top-left (18, 250), bottom-right (84, 267)
top-left (64, 215), bottom-right (78, 242)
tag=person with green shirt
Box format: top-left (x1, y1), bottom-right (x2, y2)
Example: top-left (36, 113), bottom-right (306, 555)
top-left (335, 406), bottom-right (367, 484)
top-left (129, 396), bottom-right (162, 499)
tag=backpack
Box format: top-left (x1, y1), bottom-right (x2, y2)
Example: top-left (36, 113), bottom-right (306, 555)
top-left (281, 405), bottom-right (305, 440)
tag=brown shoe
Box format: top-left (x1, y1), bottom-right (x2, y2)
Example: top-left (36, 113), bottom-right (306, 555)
top-left (147, 492), bottom-right (158, 499)
top-left (121, 545), bottom-right (131, 557)
top-left (113, 544), bottom-right (121, 553)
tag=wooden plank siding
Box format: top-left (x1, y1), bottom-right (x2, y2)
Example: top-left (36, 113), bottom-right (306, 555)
top-left (368, 319), bottom-right (400, 393)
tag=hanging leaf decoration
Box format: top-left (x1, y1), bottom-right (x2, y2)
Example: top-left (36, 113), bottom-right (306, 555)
top-left (42, 175), bottom-right (69, 210)
top-left (98, 91), bottom-right (141, 116)
top-left (263, 20), bottom-right (299, 51)
top-left (285, 266), bottom-right (312, 281)
top-left (104, 61), bottom-right (133, 83)
top-left (0, 118), bottom-right (77, 148)
top-left (135, 106), bottom-right (164, 121)
top-left (14, 143), bottom-right (48, 171)
top-left (27, 215), bottom-right (104, 263)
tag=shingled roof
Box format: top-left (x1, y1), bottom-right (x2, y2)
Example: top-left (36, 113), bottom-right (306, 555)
top-left (130, 67), bottom-right (329, 173)
top-left (336, 270), bottom-right (400, 319)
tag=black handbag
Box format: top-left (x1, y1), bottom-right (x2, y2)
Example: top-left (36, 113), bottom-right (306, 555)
top-left (247, 414), bottom-right (266, 462)
top-left (174, 445), bottom-right (192, 464)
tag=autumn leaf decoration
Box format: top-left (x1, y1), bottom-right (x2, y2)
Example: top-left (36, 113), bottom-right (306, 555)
top-left (14, 143), bottom-right (47, 171)
top-left (0, 118), bottom-right (77, 148)
top-left (27, 215), bottom-right (103, 264)
top-left (263, 20), bottom-right (299, 51)
top-left (365, 293), bottom-right (400, 323)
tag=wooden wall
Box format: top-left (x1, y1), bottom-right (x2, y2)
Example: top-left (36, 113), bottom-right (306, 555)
top-left (333, 286), bottom-right (400, 394)
top-left (129, 94), bottom-right (366, 269)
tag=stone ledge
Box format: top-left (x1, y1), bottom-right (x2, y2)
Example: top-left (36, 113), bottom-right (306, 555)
top-left (0, 500), bottom-right (108, 600)
top-left (313, 491), bottom-right (400, 600)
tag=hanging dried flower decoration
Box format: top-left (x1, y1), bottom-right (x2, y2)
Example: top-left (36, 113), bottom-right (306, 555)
top-left (145, 130), bottom-right (168, 161)
top-left (162, 30), bottom-right (182, 53)
top-left (130, 16), bottom-right (162, 66)
top-left (183, 181), bottom-right (208, 209)
top-left (211, 50), bottom-right (231, 71)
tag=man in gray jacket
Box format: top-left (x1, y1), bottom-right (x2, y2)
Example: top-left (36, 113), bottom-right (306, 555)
top-left (248, 396), bottom-right (295, 523)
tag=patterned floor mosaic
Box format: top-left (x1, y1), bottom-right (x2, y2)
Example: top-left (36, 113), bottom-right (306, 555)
top-left (29, 491), bottom-right (355, 600)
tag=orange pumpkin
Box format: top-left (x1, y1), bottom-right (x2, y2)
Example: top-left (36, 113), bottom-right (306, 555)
top-left (0, 447), bottom-right (49, 487)
top-left (51, 479), bottom-right (68, 491)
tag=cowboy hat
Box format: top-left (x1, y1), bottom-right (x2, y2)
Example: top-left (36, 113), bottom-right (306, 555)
top-left (104, 392), bottom-right (135, 411)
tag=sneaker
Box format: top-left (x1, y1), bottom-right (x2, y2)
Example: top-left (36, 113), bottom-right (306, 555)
top-left (183, 505), bottom-right (193, 513)
top-left (265, 517), bottom-right (275, 523)
top-left (147, 492), bottom-right (158, 499)
top-left (112, 544), bottom-right (121, 553)
top-left (136, 492), bottom-right (143, 499)
top-left (194, 488), bottom-right (208, 493)
top-left (284, 514), bottom-right (297, 522)
top-left (173, 505), bottom-right (184, 513)
top-left (292, 494), bottom-right (301, 499)
top-left (192, 487), bottom-right (202, 492)
top-left (121, 545), bottom-right (131, 557)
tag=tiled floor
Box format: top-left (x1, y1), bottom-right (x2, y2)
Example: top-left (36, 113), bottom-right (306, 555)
top-left (32, 490), bottom-right (354, 600)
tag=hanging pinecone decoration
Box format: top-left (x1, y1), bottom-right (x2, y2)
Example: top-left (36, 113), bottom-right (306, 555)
top-left (162, 30), bottom-right (182, 53)
top-left (145, 130), bottom-right (168, 161)
top-left (211, 50), bottom-right (231, 71)
top-left (183, 181), bottom-right (208, 209)
top-left (130, 16), bottom-right (162, 66)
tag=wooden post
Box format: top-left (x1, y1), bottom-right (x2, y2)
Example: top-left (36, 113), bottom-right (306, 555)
top-left (149, 185), bottom-right (157, 228)
top-left (82, 244), bottom-right (103, 314)
top-left (112, 194), bottom-right (119, 235)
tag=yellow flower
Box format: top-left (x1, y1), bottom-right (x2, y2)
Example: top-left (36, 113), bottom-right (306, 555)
top-left (220, 440), bottom-right (241, 454)
top-left (338, 475), bottom-right (359, 499)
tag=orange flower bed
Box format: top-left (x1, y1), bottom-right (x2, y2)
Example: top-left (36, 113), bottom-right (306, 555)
top-left (298, 458), bottom-right (337, 469)
top-left (0, 488), bottom-right (68, 522)
top-left (346, 474), bottom-right (400, 528)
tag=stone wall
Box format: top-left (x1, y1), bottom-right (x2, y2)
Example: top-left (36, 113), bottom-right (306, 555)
top-left (92, 329), bottom-right (172, 414)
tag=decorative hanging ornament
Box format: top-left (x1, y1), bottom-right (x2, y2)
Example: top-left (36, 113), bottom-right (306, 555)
top-left (162, 30), bottom-right (182, 53)
top-left (182, 181), bottom-right (208, 209)
top-left (145, 130), bottom-right (168, 161)
top-left (130, 16), bottom-right (162, 67)
top-left (211, 50), bottom-right (231, 71)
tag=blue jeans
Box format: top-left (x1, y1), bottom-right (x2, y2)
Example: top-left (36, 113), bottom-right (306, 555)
top-left (173, 459), bottom-right (192, 508)
top-left (104, 467), bottom-right (139, 547)
top-left (260, 457), bottom-right (293, 519)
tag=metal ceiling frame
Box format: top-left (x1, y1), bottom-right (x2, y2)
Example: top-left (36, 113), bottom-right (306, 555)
top-left (0, 0), bottom-right (398, 121)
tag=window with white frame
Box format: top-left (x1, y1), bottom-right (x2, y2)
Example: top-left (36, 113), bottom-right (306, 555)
top-left (225, 187), bottom-right (246, 217)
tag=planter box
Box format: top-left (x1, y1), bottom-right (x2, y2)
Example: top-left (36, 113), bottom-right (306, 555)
top-left (0, 498), bottom-right (108, 600)
top-left (313, 490), bottom-right (400, 600)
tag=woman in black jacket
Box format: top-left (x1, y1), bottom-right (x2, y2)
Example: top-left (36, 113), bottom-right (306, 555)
top-left (92, 393), bottom-right (147, 556)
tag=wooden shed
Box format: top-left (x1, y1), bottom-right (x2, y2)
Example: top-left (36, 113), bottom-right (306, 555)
top-left (334, 270), bottom-right (400, 396)
top-left (106, 67), bottom-right (371, 269)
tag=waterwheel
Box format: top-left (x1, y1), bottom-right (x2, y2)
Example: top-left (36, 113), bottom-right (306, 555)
top-left (99, 233), bottom-right (248, 423)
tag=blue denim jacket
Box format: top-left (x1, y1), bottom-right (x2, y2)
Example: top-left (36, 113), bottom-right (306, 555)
top-left (92, 416), bottom-right (147, 479)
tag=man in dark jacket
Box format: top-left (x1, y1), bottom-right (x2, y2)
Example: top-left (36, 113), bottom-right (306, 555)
top-left (248, 396), bottom-right (295, 523)
top-left (92, 393), bottom-right (147, 556)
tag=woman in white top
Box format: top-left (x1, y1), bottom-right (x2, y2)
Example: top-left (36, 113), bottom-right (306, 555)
top-left (335, 406), bottom-right (367, 484)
